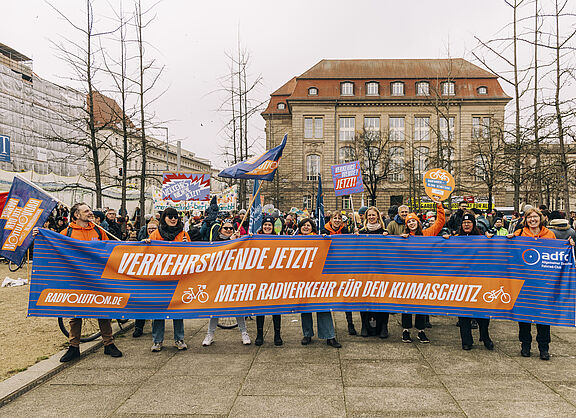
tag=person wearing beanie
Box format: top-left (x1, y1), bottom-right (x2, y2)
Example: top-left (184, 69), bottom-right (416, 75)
top-left (506, 207), bottom-right (574, 360)
top-left (358, 206), bottom-right (369, 224)
top-left (321, 212), bottom-right (357, 336)
top-left (253, 215), bottom-right (283, 346)
top-left (399, 202), bottom-right (445, 343)
top-left (444, 212), bottom-right (495, 351)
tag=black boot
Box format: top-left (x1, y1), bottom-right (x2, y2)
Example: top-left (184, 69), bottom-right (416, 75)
top-left (60, 346), bottom-right (80, 362)
top-left (255, 316), bottom-right (264, 346)
top-left (521, 342), bottom-right (531, 357)
top-left (539, 344), bottom-right (550, 360)
top-left (360, 312), bottom-right (369, 337)
top-left (345, 312), bottom-right (357, 335)
top-left (273, 315), bottom-right (283, 346)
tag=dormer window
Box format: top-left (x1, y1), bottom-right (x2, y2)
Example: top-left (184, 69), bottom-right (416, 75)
top-left (477, 86), bottom-right (488, 95)
top-left (277, 102), bottom-right (286, 110)
top-left (416, 81), bottom-right (430, 96)
top-left (308, 87), bottom-right (318, 96)
top-left (442, 81), bottom-right (455, 96)
top-left (391, 82), bottom-right (404, 96)
top-left (341, 82), bottom-right (354, 96)
top-left (366, 82), bottom-right (379, 96)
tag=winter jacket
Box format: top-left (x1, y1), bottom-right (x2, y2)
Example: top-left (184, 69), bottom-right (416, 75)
top-left (149, 229), bottom-right (188, 242)
top-left (547, 219), bottom-right (576, 240)
top-left (321, 223), bottom-right (350, 235)
top-left (61, 222), bottom-right (109, 242)
top-left (408, 204), bottom-right (445, 237)
top-left (387, 214), bottom-right (406, 236)
top-left (514, 226), bottom-right (556, 240)
top-left (447, 209), bottom-right (465, 233)
top-left (475, 216), bottom-right (490, 234)
top-left (359, 225), bottom-right (386, 235)
top-left (488, 226), bottom-right (508, 236)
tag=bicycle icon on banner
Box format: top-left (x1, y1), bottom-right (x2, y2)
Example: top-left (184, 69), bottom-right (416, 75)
top-left (483, 286), bottom-right (512, 304)
top-left (428, 169), bottom-right (449, 181)
top-left (181, 285), bottom-right (209, 304)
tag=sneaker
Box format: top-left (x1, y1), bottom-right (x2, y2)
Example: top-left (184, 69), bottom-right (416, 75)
top-left (175, 340), bottom-right (188, 350)
top-left (417, 331), bottom-right (430, 344)
top-left (402, 330), bottom-right (412, 343)
top-left (241, 332), bottom-right (251, 345)
top-left (326, 338), bottom-right (342, 348)
top-left (60, 346), bottom-right (80, 362)
top-left (202, 334), bottom-right (214, 346)
top-left (104, 343), bottom-right (123, 357)
top-left (151, 342), bottom-right (163, 352)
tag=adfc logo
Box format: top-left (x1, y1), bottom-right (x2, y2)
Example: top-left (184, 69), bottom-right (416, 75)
top-left (522, 249), bottom-right (540, 265)
top-left (0, 198), bottom-right (44, 251)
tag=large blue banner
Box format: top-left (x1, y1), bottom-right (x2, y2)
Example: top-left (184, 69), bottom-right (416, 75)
top-left (28, 230), bottom-right (576, 327)
top-left (0, 176), bottom-right (58, 264)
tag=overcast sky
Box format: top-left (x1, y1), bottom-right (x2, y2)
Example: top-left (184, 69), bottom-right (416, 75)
top-left (4, 0), bottom-right (515, 169)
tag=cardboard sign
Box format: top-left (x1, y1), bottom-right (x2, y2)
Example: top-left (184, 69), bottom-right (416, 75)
top-left (162, 173), bottom-right (211, 202)
top-left (331, 161), bottom-right (364, 197)
top-left (423, 168), bottom-right (455, 201)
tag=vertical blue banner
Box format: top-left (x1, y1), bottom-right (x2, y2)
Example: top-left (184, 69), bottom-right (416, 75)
top-left (0, 135), bottom-right (11, 162)
top-left (249, 180), bottom-right (262, 234)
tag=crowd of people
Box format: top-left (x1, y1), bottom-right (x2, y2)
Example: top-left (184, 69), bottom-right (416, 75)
top-left (46, 198), bottom-right (576, 363)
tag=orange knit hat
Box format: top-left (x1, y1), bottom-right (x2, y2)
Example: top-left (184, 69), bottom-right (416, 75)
top-left (405, 213), bottom-right (421, 224)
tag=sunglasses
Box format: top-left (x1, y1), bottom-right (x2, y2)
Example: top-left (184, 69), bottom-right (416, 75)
top-left (222, 227), bottom-right (234, 231)
top-left (165, 214), bottom-right (178, 220)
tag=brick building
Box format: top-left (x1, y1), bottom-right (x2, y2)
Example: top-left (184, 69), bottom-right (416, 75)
top-left (262, 59), bottom-right (511, 212)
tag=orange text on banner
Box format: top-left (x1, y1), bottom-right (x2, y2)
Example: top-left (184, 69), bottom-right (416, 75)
top-left (37, 289), bottom-right (130, 308)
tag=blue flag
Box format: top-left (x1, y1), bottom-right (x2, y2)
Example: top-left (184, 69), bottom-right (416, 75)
top-left (316, 174), bottom-right (325, 232)
top-left (219, 134), bottom-right (287, 181)
top-left (248, 180), bottom-right (263, 234)
top-left (0, 175), bottom-right (58, 264)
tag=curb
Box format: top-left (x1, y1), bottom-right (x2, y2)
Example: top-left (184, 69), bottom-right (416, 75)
top-left (0, 321), bottom-right (134, 408)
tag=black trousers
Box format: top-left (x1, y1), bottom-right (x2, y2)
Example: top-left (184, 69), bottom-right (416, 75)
top-left (134, 319), bottom-right (146, 331)
top-left (401, 314), bottom-right (426, 330)
top-left (345, 312), bottom-right (354, 325)
top-left (458, 317), bottom-right (490, 346)
top-left (256, 315), bottom-right (281, 331)
top-left (518, 322), bottom-right (550, 348)
top-left (360, 312), bottom-right (389, 332)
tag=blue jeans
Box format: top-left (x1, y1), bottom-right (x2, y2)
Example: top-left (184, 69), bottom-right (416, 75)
top-left (152, 319), bottom-right (184, 343)
top-left (301, 312), bottom-right (335, 339)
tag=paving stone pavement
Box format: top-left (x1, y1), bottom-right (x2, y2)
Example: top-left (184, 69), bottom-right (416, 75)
top-left (2, 313), bottom-right (576, 417)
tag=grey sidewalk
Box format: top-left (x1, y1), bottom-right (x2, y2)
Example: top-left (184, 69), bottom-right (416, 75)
top-left (2, 313), bottom-right (576, 417)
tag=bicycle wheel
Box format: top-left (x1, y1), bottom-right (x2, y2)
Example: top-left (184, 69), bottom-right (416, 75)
top-left (58, 317), bottom-right (101, 342)
top-left (217, 317), bottom-right (238, 329)
top-left (8, 259), bottom-right (24, 272)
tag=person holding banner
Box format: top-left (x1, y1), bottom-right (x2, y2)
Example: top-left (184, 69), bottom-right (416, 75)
top-left (145, 207), bottom-right (192, 352)
top-left (321, 212), bottom-right (357, 336)
top-left (444, 213), bottom-right (494, 351)
top-left (57, 203), bottom-right (123, 361)
top-left (298, 218), bottom-right (342, 348)
top-left (399, 202), bottom-right (445, 343)
top-left (202, 220), bottom-right (252, 346)
top-left (507, 207), bottom-right (574, 360)
top-left (356, 207), bottom-right (391, 339)
top-left (254, 215), bottom-right (283, 346)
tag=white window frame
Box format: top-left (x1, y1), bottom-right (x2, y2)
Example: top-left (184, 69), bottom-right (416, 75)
top-left (303, 194), bottom-right (313, 209)
top-left (391, 82), bottom-right (404, 96)
top-left (416, 81), bottom-right (430, 96)
top-left (389, 117), bottom-right (405, 141)
top-left (308, 87), bottom-right (318, 96)
top-left (414, 146), bottom-right (429, 180)
top-left (277, 102), bottom-right (286, 110)
top-left (475, 155), bottom-right (486, 181)
top-left (341, 82), bottom-right (354, 96)
top-left (477, 86), bottom-right (488, 95)
top-left (342, 195), bottom-right (352, 210)
top-left (442, 81), bottom-right (455, 96)
top-left (472, 116), bottom-right (490, 139)
top-left (306, 154), bottom-right (320, 181)
top-left (364, 117), bottom-right (380, 133)
top-left (339, 117), bottom-right (355, 141)
top-left (439, 117), bottom-right (455, 141)
top-left (366, 82), bottom-right (379, 96)
top-left (304, 117), bottom-right (323, 139)
top-left (414, 117), bottom-right (430, 141)
top-left (339, 146), bottom-right (355, 164)
top-left (389, 147), bottom-right (405, 182)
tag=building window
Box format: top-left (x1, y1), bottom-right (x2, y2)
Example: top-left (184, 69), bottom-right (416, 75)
top-left (304, 117), bottom-right (323, 139)
top-left (306, 154), bottom-right (320, 181)
top-left (414, 146), bottom-right (429, 180)
top-left (364, 117), bottom-right (380, 134)
top-left (416, 81), bottom-right (429, 96)
top-left (308, 87), bottom-right (318, 96)
top-left (277, 102), bottom-right (286, 110)
top-left (303, 194), bottom-right (313, 209)
top-left (366, 82), bottom-right (379, 96)
top-left (414, 117), bottom-right (430, 141)
top-left (389, 147), bottom-right (405, 182)
top-left (342, 195), bottom-right (352, 210)
top-left (391, 82), bottom-right (404, 96)
top-left (389, 117), bottom-right (405, 141)
top-left (477, 86), bottom-right (488, 95)
top-left (439, 117), bottom-right (455, 141)
top-left (441, 147), bottom-right (455, 172)
top-left (339, 117), bottom-right (355, 141)
top-left (475, 155), bottom-right (486, 181)
top-left (442, 81), bottom-right (455, 96)
top-left (341, 82), bottom-right (354, 96)
top-left (339, 146), bottom-right (355, 163)
top-left (472, 116), bottom-right (491, 139)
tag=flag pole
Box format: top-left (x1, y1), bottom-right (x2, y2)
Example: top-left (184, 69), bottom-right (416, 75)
top-left (239, 180), bottom-right (265, 229)
top-left (15, 174), bottom-right (121, 241)
top-left (350, 195), bottom-right (358, 231)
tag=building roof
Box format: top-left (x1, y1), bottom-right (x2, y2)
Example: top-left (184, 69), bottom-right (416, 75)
top-left (90, 91), bottom-right (135, 129)
top-left (0, 43), bottom-right (32, 62)
top-left (271, 77), bottom-right (297, 95)
top-left (299, 59), bottom-right (496, 79)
